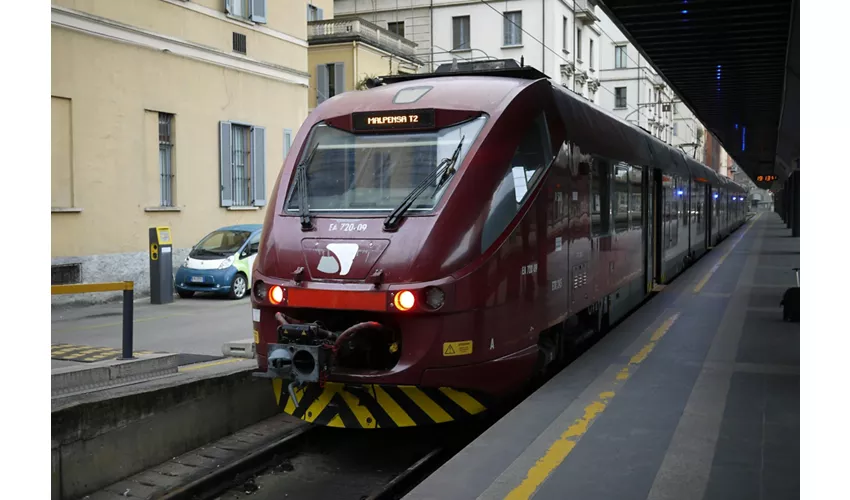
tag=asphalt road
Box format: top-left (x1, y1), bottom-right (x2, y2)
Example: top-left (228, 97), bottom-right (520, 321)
top-left (51, 294), bottom-right (254, 359)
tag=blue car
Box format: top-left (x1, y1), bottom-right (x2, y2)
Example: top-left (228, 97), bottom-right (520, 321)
top-left (175, 224), bottom-right (263, 300)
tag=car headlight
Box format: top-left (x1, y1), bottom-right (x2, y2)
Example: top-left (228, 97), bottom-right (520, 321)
top-left (218, 256), bottom-right (235, 269)
top-left (183, 256), bottom-right (190, 267)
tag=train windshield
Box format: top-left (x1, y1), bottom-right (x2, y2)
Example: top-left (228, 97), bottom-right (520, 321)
top-left (285, 115), bottom-right (487, 213)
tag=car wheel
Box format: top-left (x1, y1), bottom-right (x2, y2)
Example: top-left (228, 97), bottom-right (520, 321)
top-left (178, 290), bottom-right (195, 299)
top-left (229, 273), bottom-right (248, 300)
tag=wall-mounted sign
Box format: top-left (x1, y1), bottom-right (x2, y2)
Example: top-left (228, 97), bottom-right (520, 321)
top-left (352, 109), bottom-right (436, 132)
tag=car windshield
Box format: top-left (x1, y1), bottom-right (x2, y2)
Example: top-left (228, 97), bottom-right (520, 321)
top-left (190, 230), bottom-right (252, 258)
top-left (285, 115), bottom-right (487, 213)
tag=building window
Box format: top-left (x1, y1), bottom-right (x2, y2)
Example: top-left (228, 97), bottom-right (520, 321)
top-left (219, 121), bottom-right (266, 208)
top-left (158, 113), bottom-right (174, 207)
top-left (317, 62), bottom-right (345, 105)
top-left (307, 3), bottom-right (323, 21)
top-left (563, 17), bottom-right (568, 51)
top-left (614, 45), bottom-right (627, 68)
top-left (387, 21), bottom-right (404, 37)
top-left (453, 16), bottom-right (470, 50)
top-left (504, 11), bottom-right (522, 46)
top-left (227, 0), bottom-right (267, 24)
top-left (589, 39), bottom-right (594, 70)
top-left (576, 28), bottom-right (582, 60)
top-left (673, 122), bottom-right (678, 136)
top-left (615, 87), bottom-right (627, 108)
top-left (231, 125), bottom-right (251, 207)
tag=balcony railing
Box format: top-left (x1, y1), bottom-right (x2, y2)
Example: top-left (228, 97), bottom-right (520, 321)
top-left (574, 0), bottom-right (600, 24)
top-left (308, 18), bottom-right (418, 59)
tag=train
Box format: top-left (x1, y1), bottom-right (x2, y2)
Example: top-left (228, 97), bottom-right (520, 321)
top-left (248, 59), bottom-right (748, 429)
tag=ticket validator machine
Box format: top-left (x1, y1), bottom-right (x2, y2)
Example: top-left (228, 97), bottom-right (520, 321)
top-left (149, 226), bottom-right (174, 305)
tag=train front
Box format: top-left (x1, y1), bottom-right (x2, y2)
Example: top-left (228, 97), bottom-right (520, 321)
top-left (250, 78), bottom-right (533, 429)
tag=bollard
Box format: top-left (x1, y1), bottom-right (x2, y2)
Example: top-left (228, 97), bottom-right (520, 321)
top-left (122, 283), bottom-right (134, 360)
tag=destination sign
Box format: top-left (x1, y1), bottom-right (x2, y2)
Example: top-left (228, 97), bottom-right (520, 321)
top-left (756, 175), bottom-right (778, 182)
top-left (352, 109), bottom-right (436, 132)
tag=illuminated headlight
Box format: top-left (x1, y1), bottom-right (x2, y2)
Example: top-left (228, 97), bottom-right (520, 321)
top-left (218, 255), bottom-right (235, 269)
top-left (423, 287), bottom-right (445, 310)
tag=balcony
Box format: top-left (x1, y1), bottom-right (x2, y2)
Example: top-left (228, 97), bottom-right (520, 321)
top-left (308, 18), bottom-right (419, 61)
top-left (574, 0), bottom-right (600, 25)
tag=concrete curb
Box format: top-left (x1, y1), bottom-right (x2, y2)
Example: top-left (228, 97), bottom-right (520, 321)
top-left (221, 339), bottom-right (255, 358)
top-left (51, 353), bottom-right (179, 398)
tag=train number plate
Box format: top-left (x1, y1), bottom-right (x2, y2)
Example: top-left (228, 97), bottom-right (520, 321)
top-left (191, 276), bottom-right (204, 283)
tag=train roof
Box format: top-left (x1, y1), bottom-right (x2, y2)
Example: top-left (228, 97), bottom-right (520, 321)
top-left (362, 60), bottom-right (748, 192)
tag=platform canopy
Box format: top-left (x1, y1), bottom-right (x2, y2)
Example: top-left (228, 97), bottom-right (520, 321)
top-left (597, 0), bottom-right (799, 188)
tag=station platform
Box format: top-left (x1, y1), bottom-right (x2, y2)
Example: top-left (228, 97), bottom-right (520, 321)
top-left (406, 211), bottom-right (799, 500)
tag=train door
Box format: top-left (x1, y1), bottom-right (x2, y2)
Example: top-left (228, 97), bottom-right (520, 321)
top-left (704, 184), bottom-right (711, 247)
top-left (644, 167), bottom-right (654, 292)
top-left (653, 169), bottom-right (663, 285)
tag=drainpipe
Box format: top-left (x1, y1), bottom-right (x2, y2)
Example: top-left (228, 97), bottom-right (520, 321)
top-left (430, 0), bottom-right (434, 72)
top-left (353, 40), bottom-right (358, 90)
top-left (541, 0), bottom-right (545, 75)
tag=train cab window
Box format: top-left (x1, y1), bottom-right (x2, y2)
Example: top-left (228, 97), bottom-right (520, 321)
top-left (510, 113), bottom-right (552, 203)
top-left (285, 115), bottom-right (488, 213)
top-left (590, 159), bottom-right (610, 237)
top-left (481, 112), bottom-right (553, 252)
top-left (628, 165), bottom-right (642, 230)
top-left (612, 164), bottom-right (629, 233)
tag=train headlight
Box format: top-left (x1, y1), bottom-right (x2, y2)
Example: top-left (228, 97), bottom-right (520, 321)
top-left (394, 290), bottom-right (416, 311)
top-left (423, 287), bottom-right (445, 310)
top-left (269, 285), bottom-right (284, 305)
top-left (254, 281), bottom-right (267, 301)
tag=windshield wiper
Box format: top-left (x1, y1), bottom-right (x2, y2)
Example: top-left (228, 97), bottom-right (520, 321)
top-left (294, 142), bottom-right (320, 231)
top-left (383, 136), bottom-right (465, 231)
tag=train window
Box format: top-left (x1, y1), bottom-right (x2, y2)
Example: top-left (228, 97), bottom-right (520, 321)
top-left (510, 113), bottom-right (552, 203)
top-left (481, 112), bottom-right (553, 253)
top-left (629, 165), bottom-right (642, 230)
top-left (285, 115), bottom-right (488, 213)
top-left (590, 159), bottom-right (610, 237)
top-left (613, 164), bottom-right (629, 233)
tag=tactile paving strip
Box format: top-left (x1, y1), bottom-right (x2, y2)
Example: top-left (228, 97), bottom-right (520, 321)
top-left (51, 343), bottom-right (156, 362)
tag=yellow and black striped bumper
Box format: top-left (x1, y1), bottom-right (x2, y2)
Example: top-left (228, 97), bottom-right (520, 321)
top-left (273, 380), bottom-right (490, 429)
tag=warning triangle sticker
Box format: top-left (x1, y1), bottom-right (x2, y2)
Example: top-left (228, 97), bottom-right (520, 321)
top-left (444, 344), bottom-right (456, 355)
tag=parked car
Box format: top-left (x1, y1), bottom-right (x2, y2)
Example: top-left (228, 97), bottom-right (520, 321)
top-left (175, 224), bottom-right (262, 299)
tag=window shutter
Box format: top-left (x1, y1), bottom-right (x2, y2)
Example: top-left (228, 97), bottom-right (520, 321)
top-left (317, 64), bottom-right (328, 104)
top-left (251, 126), bottom-right (266, 207)
top-left (317, 7), bottom-right (324, 20)
top-left (219, 121), bottom-right (233, 207)
top-left (250, 0), bottom-right (267, 23)
top-left (284, 129), bottom-right (292, 159)
top-left (334, 62), bottom-right (345, 94)
top-left (225, 0), bottom-right (233, 15)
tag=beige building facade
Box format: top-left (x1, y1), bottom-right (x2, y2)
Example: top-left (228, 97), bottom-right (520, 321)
top-left (51, 0), bottom-right (332, 302)
top-left (307, 17), bottom-right (421, 111)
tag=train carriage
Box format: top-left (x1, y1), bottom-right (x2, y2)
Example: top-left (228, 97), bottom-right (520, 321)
top-left (249, 60), bottom-right (747, 429)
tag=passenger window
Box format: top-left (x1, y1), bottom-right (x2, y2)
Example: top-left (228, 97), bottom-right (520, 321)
top-left (481, 112), bottom-right (553, 252)
top-left (629, 165), bottom-right (642, 229)
top-left (613, 164), bottom-right (629, 233)
top-left (590, 159), bottom-right (610, 237)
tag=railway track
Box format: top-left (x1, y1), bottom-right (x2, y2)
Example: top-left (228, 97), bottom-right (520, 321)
top-left (160, 416), bottom-right (496, 500)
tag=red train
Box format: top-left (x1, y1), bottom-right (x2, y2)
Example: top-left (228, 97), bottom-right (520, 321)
top-left (249, 60), bottom-right (748, 429)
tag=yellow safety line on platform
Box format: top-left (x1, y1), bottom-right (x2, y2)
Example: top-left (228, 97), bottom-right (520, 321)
top-left (505, 313), bottom-right (681, 500)
top-left (693, 213), bottom-right (762, 294)
top-left (52, 281), bottom-right (134, 295)
top-left (179, 357), bottom-right (241, 372)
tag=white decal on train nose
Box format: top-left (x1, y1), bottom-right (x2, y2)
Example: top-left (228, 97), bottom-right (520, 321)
top-left (319, 243), bottom-right (360, 276)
